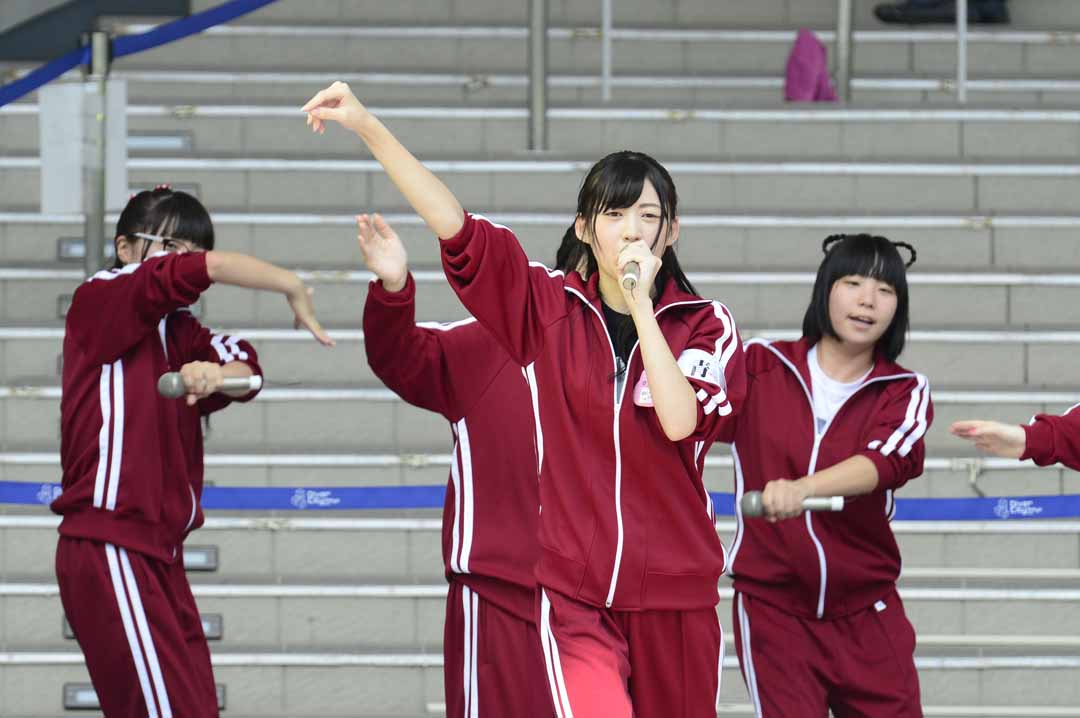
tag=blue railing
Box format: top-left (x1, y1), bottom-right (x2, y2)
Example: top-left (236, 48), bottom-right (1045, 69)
top-left (0, 0), bottom-right (278, 108)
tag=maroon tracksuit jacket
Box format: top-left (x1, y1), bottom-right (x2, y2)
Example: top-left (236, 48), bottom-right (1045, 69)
top-left (440, 211), bottom-right (746, 612)
top-left (363, 273), bottom-right (540, 621)
top-left (52, 252), bottom-right (261, 560)
top-left (725, 338), bottom-right (934, 620)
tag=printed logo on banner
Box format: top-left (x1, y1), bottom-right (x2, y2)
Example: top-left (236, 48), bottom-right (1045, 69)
top-left (993, 497), bottom-right (1044, 520)
top-left (290, 489), bottom-right (342, 510)
top-left (37, 484), bottom-right (62, 505)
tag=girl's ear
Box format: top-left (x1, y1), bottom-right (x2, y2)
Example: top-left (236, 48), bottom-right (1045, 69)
top-left (664, 216), bottom-right (680, 249)
top-left (114, 236), bottom-right (136, 265)
top-left (574, 215), bottom-right (589, 244)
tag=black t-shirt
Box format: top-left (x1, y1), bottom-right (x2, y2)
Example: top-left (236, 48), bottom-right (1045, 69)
top-left (601, 302), bottom-right (636, 377)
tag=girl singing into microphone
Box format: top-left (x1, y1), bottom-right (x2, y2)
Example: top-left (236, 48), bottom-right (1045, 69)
top-left (305, 81), bottom-right (746, 718)
top-left (723, 235), bottom-right (933, 717)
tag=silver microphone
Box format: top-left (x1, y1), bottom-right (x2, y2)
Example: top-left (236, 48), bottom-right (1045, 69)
top-left (157, 372), bottom-right (263, 399)
top-left (621, 261), bottom-right (640, 291)
top-left (740, 490), bottom-right (844, 518)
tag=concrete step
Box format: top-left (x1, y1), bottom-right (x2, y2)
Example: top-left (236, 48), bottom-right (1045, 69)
top-left (4, 323), bottom-right (1080, 388)
top-left (5, 265), bottom-right (1080, 328)
top-left (4, 582), bottom-right (1080, 652)
top-left (4, 210), bottom-right (1080, 272)
top-left (93, 21), bottom-right (1080, 85)
top-left (2, 648), bottom-right (1079, 714)
top-left (184, 0), bottom-right (1080, 28)
top-left (12, 105), bottom-right (1080, 161)
top-left (3, 515), bottom-right (1080, 583)
top-left (9, 155), bottom-right (1080, 215)
top-left (40, 68), bottom-right (1080, 107)
top-left (1, 378), bottom-right (1076, 452)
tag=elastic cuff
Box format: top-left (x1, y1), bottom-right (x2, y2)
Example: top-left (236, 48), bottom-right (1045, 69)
top-left (368, 272), bottom-right (416, 304)
top-left (439, 209), bottom-right (473, 248)
top-left (1021, 420), bottom-right (1053, 465)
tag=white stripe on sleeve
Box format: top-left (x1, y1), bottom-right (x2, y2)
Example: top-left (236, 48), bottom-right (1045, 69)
top-left (879, 375), bottom-right (926, 457)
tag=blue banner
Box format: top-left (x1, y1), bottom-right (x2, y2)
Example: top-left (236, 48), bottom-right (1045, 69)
top-left (4, 480), bottom-right (1079, 519)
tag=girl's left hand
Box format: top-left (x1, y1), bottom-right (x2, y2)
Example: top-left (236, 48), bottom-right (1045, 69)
top-left (617, 241), bottom-right (662, 311)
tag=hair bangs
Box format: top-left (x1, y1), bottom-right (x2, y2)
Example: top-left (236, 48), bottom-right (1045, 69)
top-left (825, 236), bottom-right (906, 290)
top-left (147, 191), bottom-right (215, 250)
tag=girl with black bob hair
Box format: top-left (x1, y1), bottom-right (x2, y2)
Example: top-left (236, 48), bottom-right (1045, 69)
top-left (720, 233), bottom-right (933, 717)
top-left (305, 81), bottom-right (747, 718)
top-left (802, 233), bottom-right (913, 363)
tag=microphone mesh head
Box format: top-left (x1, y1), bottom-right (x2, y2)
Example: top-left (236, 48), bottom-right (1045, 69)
top-left (740, 491), bottom-right (764, 518)
top-left (157, 373), bottom-right (185, 399)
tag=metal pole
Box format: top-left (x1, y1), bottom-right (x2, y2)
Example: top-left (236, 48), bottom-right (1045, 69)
top-left (84, 31), bottom-right (109, 276)
top-left (957, 0), bottom-right (969, 103)
top-left (601, 0), bottom-right (613, 103)
top-left (527, 0), bottom-right (548, 150)
top-left (834, 0), bottom-right (854, 102)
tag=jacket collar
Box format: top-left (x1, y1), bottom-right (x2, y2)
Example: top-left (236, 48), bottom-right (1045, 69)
top-left (561, 268), bottom-right (710, 316)
top-left (756, 336), bottom-right (915, 393)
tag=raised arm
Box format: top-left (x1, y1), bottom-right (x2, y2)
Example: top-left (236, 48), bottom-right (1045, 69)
top-left (303, 82), bottom-right (463, 239)
top-left (304, 83), bottom-right (567, 365)
top-left (360, 213), bottom-right (465, 420)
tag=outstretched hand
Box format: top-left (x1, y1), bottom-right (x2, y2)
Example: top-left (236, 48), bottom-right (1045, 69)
top-left (949, 419), bottom-right (1026, 459)
top-left (302, 81), bottom-right (373, 136)
top-left (357, 213), bottom-right (408, 292)
top-left (287, 284), bottom-right (335, 347)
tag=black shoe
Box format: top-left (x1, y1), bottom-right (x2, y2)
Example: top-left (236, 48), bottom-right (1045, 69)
top-left (874, 0), bottom-right (1010, 25)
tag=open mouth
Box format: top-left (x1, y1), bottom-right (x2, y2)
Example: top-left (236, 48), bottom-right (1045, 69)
top-left (849, 315), bottom-right (875, 327)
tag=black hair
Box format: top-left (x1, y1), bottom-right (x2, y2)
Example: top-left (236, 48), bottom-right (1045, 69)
top-left (112, 187), bottom-right (215, 268)
top-left (801, 233), bottom-right (914, 362)
top-left (553, 150), bottom-right (698, 366)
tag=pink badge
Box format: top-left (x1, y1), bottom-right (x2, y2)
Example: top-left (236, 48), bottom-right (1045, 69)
top-left (633, 372), bottom-right (653, 407)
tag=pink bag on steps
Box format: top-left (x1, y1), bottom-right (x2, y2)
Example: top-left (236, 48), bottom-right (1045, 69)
top-left (785, 28), bottom-right (838, 102)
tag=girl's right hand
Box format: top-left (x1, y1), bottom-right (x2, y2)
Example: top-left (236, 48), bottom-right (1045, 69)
top-left (287, 283), bottom-right (335, 347)
top-left (302, 81), bottom-right (373, 136)
top-left (949, 419), bottom-right (1026, 459)
top-left (357, 213), bottom-right (408, 292)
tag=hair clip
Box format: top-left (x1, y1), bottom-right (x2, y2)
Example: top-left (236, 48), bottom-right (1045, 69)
top-left (892, 241), bottom-right (917, 268)
top-left (154, 183), bottom-right (172, 191)
top-left (821, 234), bottom-right (846, 254)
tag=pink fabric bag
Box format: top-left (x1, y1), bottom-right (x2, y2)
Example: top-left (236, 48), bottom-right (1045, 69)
top-left (785, 28), bottom-right (838, 102)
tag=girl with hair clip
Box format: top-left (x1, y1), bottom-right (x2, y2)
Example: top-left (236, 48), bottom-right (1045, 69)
top-left (950, 406), bottom-right (1080, 471)
top-left (304, 82), bottom-right (746, 718)
top-left (723, 235), bottom-right (933, 718)
top-left (52, 187), bottom-right (332, 718)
